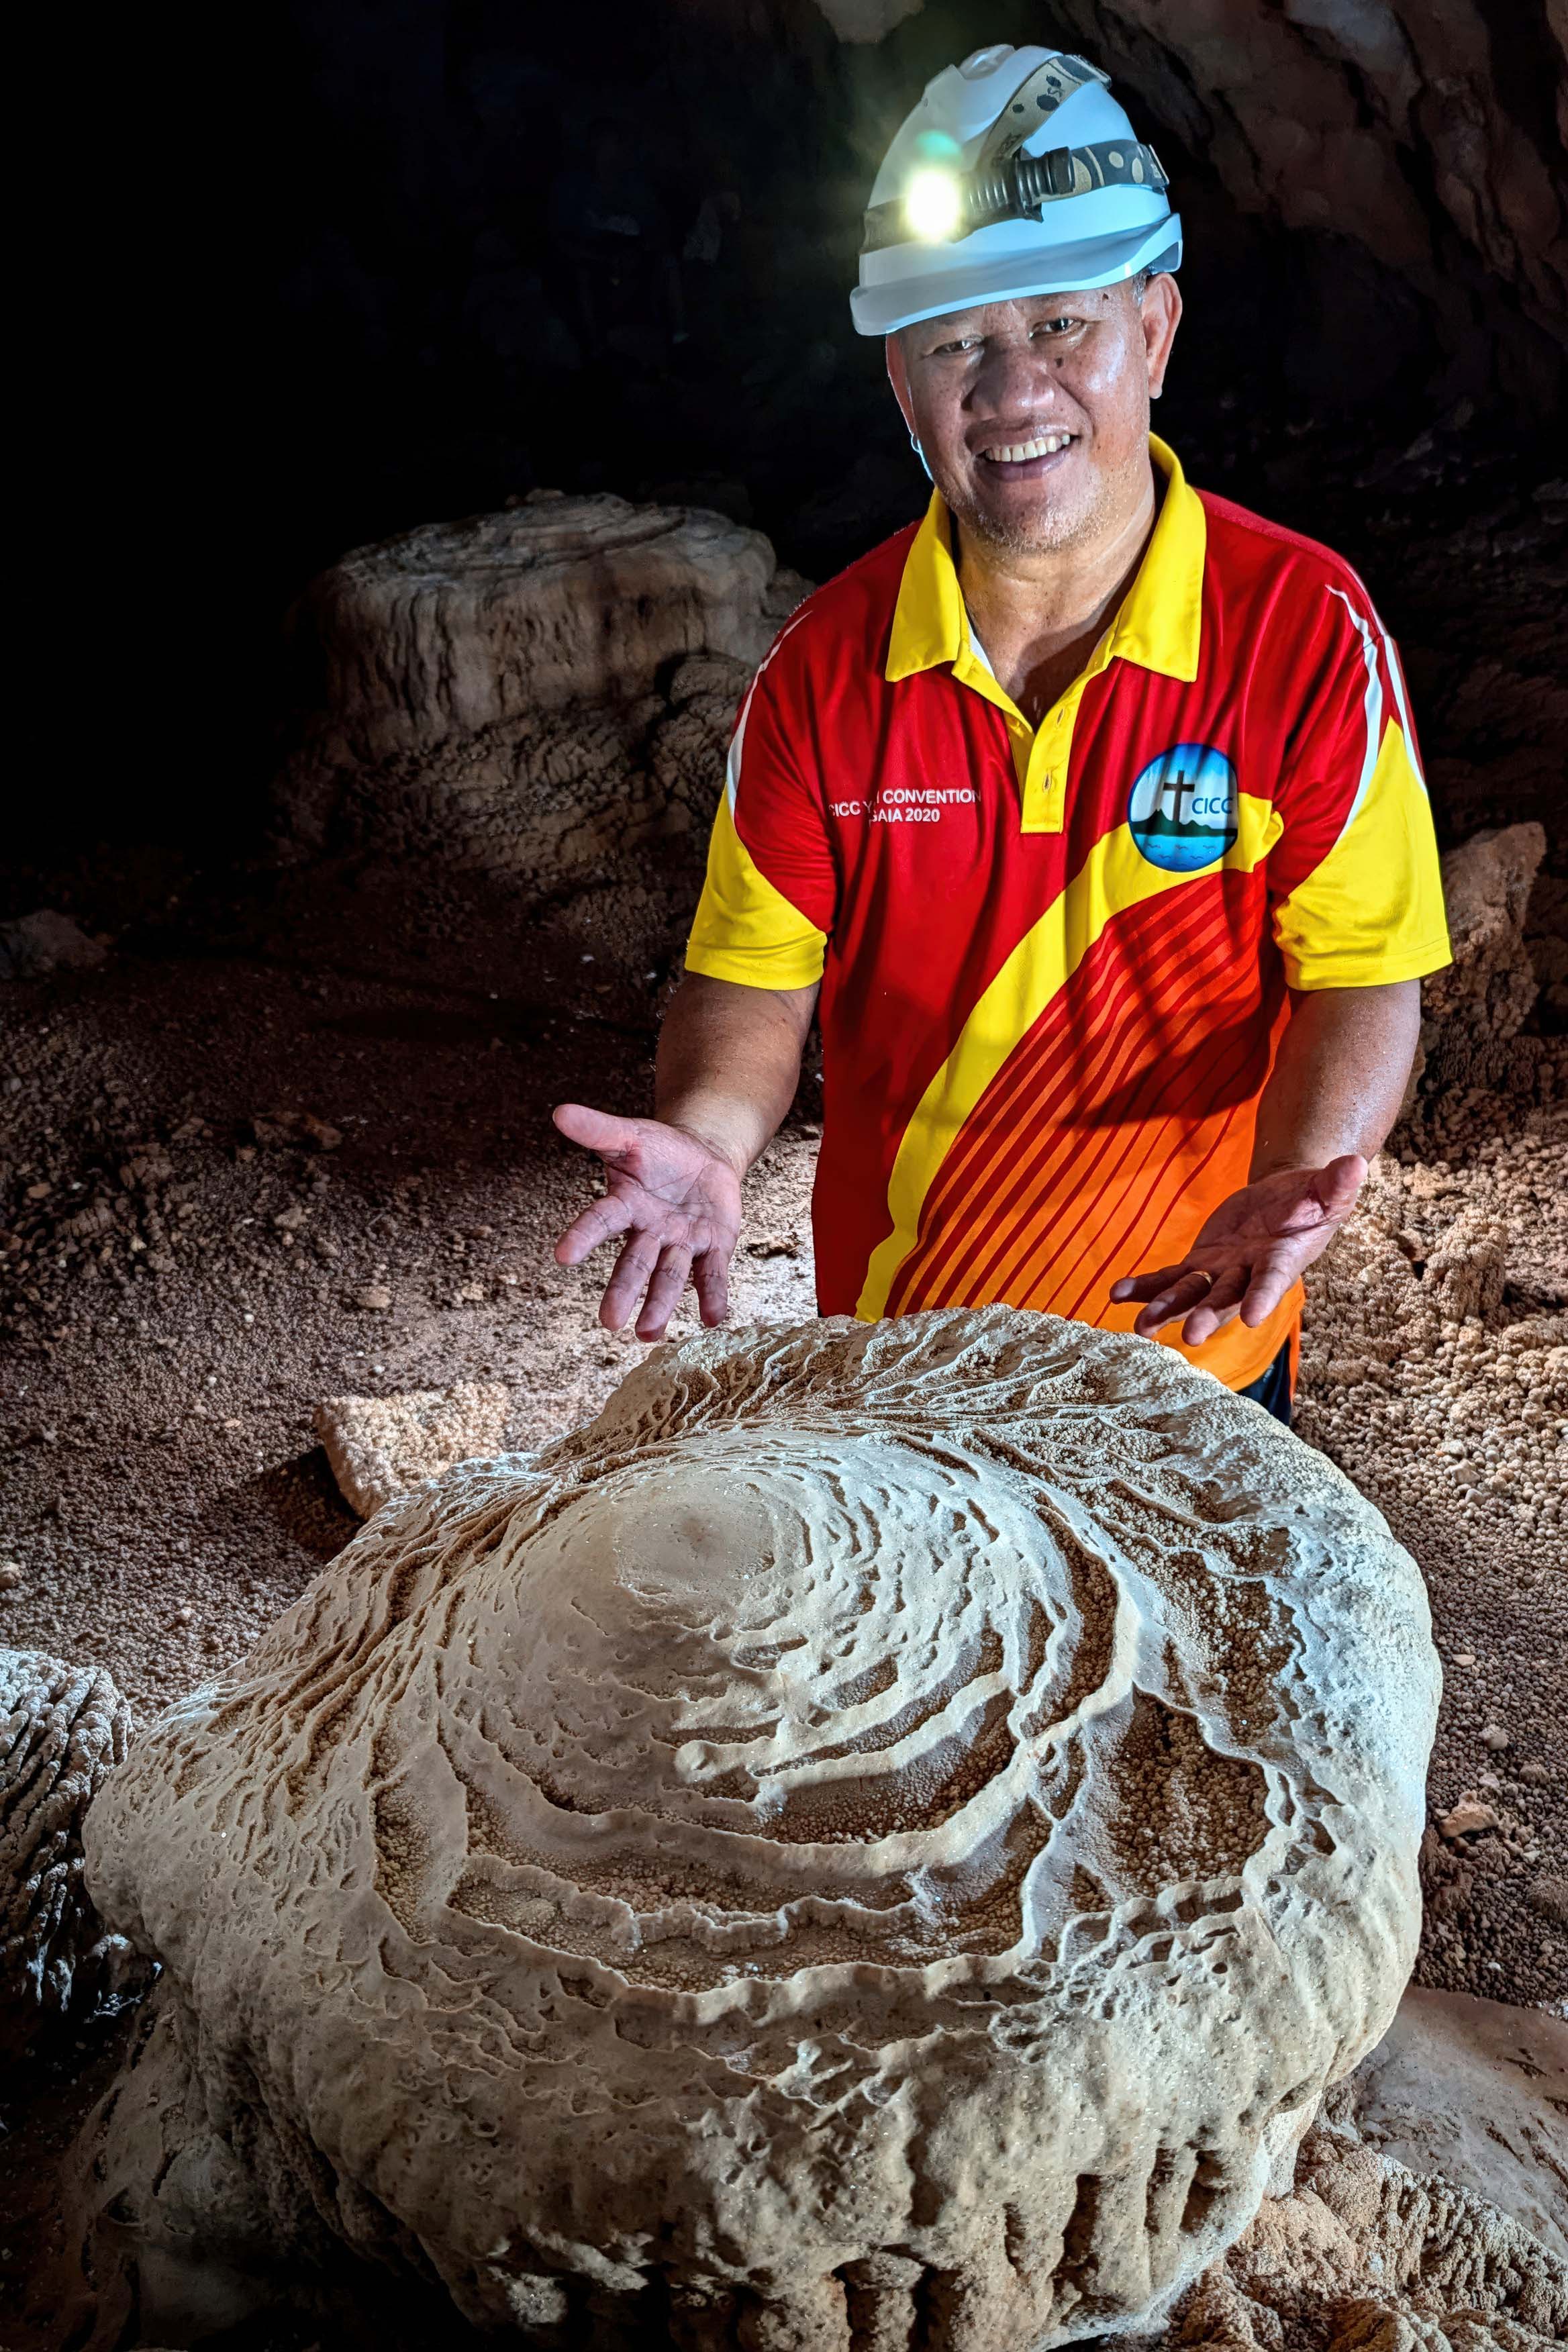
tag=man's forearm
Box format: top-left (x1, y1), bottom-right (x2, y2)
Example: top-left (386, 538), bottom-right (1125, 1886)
top-left (654, 971), bottom-right (818, 1178)
top-left (1249, 980), bottom-right (1421, 1178)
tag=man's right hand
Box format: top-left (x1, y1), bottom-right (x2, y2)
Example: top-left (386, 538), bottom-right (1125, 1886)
top-left (552, 1104), bottom-right (744, 1340)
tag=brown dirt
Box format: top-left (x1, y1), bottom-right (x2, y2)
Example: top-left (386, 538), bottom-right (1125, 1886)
top-left (1295, 1078), bottom-right (1567, 2016)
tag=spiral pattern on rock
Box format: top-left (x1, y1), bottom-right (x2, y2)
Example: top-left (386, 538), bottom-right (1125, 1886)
top-left (79, 1309), bottom-right (1439, 2349)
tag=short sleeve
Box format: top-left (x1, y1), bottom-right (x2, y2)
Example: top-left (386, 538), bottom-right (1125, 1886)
top-left (685, 625), bottom-right (838, 991)
top-left (1267, 582), bottom-right (1451, 992)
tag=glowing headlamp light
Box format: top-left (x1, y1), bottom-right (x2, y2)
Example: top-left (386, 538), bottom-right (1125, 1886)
top-left (866, 137), bottom-right (1169, 256)
top-left (903, 166), bottom-right (965, 244)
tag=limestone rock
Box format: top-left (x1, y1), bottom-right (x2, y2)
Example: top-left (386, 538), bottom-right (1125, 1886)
top-left (1347, 1988), bottom-right (1568, 2261)
top-left (0, 910), bottom-right (107, 980)
top-left (1420, 822), bottom-right (1547, 1091)
top-left (70, 1309), bottom-right (1439, 2347)
top-left (274, 492), bottom-right (810, 891)
top-left (1, 1646), bottom-right (135, 2058)
top-left (1177, 2118), bottom-right (1567, 2349)
top-left (313, 1380), bottom-right (511, 1518)
top-left (1420, 1208), bottom-right (1508, 1323)
top-left (810, 0), bottom-right (923, 41)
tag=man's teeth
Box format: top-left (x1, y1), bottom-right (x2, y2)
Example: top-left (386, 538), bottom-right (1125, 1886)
top-left (983, 433), bottom-right (1073, 461)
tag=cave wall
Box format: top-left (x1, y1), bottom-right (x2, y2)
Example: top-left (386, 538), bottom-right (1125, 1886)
top-left (243, 0), bottom-right (1565, 603)
top-left (36, 0), bottom-right (1563, 856)
top-left (1009, 1), bottom-right (1567, 410)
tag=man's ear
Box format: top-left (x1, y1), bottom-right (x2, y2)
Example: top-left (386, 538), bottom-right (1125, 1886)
top-left (1140, 273), bottom-right (1183, 400)
top-left (885, 331), bottom-right (918, 437)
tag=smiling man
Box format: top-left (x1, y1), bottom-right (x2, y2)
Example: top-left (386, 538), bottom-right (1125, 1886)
top-left (552, 42), bottom-right (1451, 1422)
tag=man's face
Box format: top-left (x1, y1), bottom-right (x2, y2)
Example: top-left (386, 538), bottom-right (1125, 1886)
top-left (887, 277), bottom-right (1181, 557)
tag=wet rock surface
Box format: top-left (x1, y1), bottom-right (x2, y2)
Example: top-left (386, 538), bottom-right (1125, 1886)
top-left (63, 1308), bottom-right (1438, 2345)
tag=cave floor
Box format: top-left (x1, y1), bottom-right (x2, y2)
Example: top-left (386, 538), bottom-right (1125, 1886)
top-left (3, 429), bottom-right (1567, 2338)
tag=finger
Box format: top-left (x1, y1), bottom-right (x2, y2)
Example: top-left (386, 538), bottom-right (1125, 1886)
top-left (554, 1192), bottom-right (635, 1266)
top-left (599, 1232), bottom-right (664, 1330)
top-left (1108, 1263), bottom-right (1188, 1306)
top-left (691, 1244), bottom-right (731, 1328)
top-left (1132, 1268), bottom-right (1220, 1338)
top-left (552, 1102), bottom-right (644, 1163)
top-left (1179, 1266), bottom-right (1251, 1344)
top-left (635, 1246), bottom-right (693, 1342)
top-left (1238, 1248), bottom-right (1302, 1328)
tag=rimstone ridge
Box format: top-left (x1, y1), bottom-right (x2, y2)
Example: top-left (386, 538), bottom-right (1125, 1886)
top-left (65, 1308), bottom-right (1440, 2347)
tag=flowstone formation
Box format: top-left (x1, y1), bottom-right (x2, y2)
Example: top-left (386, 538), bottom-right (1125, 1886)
top-left (1, 1645), bottom-right (134, 2059)
top-left (68, 1310), bottom-right (1440, 2349)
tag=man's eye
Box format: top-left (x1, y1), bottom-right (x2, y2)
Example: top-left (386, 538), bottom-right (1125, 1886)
top-left (1032, 317), bottom-right (1078, 337)
top-left (933, 336), bottom-right (983, 355)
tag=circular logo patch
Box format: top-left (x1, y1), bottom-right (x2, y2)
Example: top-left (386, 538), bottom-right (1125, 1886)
top-left (1128, 742), bottom-right (1237, 872)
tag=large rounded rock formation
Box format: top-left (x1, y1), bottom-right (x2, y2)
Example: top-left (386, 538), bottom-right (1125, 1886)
top-left (66, 1310), bottom-right (1440, 2347)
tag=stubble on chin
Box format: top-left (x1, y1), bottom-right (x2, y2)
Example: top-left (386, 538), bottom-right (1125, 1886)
top-left (941, 444), bottom-right (1143, 560)
top-left (947, 489), bottom-right (1099, 558)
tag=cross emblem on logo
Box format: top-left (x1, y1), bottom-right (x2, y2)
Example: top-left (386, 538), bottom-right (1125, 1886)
top-left (1157, 765), bottom-right (1197, 826)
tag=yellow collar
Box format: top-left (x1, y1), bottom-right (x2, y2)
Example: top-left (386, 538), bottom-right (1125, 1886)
top-left (885, 433), bottom-right (1205, 693)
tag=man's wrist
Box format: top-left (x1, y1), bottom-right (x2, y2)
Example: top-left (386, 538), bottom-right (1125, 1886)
top-left (656, 1106), bottom-right (754, 1183)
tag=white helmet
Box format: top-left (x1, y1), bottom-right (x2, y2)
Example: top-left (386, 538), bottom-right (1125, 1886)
top-left (852, 45), bottom-right (1181, 338)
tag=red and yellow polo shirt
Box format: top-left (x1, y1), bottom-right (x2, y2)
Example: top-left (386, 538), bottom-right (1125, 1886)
top-left (685, 436), bottom-right (1450, 1389)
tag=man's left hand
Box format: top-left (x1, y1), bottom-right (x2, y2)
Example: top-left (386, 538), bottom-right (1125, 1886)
top-left (1108, 1154), bottom-right (1367, 1346)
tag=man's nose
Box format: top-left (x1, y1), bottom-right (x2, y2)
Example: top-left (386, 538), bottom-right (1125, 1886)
top-left (965, 340), bottom-right (1063, 419)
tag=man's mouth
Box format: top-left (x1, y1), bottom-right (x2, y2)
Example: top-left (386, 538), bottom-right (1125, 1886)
top-left (977, 432), bottom-right (1077, 473)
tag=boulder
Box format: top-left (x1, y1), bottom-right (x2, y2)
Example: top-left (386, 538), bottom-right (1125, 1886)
top-left (0, 910), bottom-right (107, 981)
top-left (274, 491), bottom-right (810, 894)
top-left (65, 1308), bottom-right (1439, 2347)
top-left (1, 1647), bottom-right (136, 2059)
top-left (314, 1381), bottom-right (512, 1518)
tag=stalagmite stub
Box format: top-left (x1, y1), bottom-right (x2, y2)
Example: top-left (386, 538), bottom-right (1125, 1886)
top-left (273, 491), bottom-right (810, 881)
top-left (68, 1308), bottom-right (1440, 2347)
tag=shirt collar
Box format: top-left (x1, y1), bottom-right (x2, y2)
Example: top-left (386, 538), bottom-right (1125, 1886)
top-left (885, 432), bottom-right (1205, 691)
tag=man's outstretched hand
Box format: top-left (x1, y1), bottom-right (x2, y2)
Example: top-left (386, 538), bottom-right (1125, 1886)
top-left (1108, 1154), bottom-right (1367, 1346)
top-left (552, 1104), bottom-right (744, 1341)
